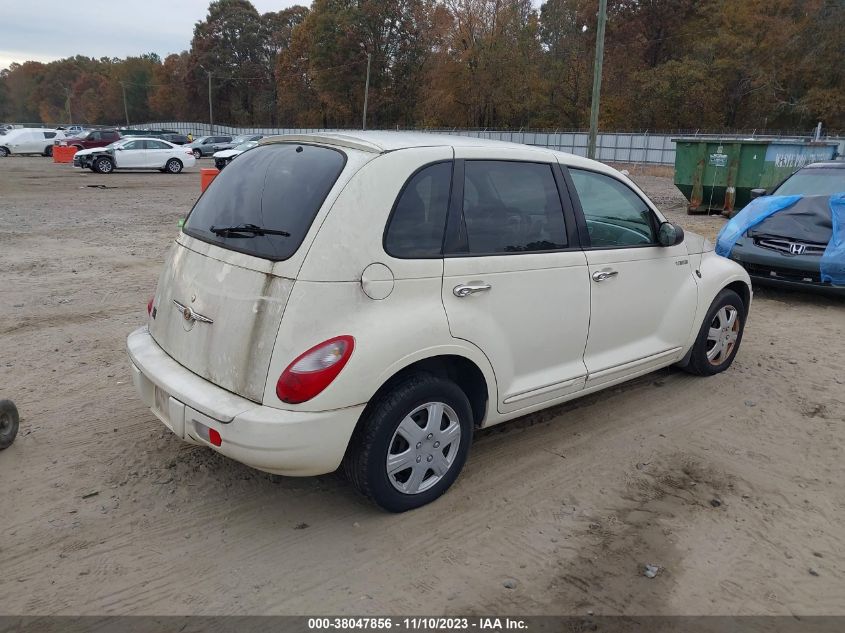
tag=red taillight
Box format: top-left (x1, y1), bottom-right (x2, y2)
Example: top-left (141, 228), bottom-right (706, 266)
top-left (147, 296), bottom-right (154, 316)
top-left (208, 428), bottom-right (222, 447)
top-left (276, 336), bottom-right (355, 404)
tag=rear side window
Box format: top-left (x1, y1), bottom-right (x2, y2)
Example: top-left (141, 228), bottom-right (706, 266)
top-left (384, 162), bottom-right (452, 258)
top-left (462, 161), bottom-right (567, 254)
top-left (44, 132), bottom-right (56, 139)
top-left (184, 143), bottom-right (346, 261)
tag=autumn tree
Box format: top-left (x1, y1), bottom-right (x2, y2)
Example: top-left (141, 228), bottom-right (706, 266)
top-left (0, 0), bottom-right (842, 132)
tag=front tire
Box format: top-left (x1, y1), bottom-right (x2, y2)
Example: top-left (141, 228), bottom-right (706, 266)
top-left (165, 158), bottom-right (183, 174)
top-left (0, 147), bottom-right (9, 157)
top-left (193, 149), bottom-right (202, 159)
top-left (93, 157), bottom-right (114, 174)
top-left (0, 400), bottom-right (20, 450)
top-left (344, 374), bottom-right (473, 512)
top-left (683, 289), bottom-right (746, 376)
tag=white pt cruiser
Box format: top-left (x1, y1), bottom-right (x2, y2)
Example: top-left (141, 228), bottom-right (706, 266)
top-left (128, 132), bottom-right (751, 511)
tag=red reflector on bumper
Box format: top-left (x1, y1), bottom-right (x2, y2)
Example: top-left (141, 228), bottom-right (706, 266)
top-left (208, 428), bottom-right (222, 447)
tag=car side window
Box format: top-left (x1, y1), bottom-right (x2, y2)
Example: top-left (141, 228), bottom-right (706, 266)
top-left (146, 140), bottom-right (169, 150)
top-left (569, 169), bottom-right (657, 248)
top-left (462, 161), bottom-right (567, 254)
top-left (44, 132), bottom-right (56, 139)
top-left (384, 162), bottom-right (452, 258)
top-left (122, 140), bottom-right (142, 150)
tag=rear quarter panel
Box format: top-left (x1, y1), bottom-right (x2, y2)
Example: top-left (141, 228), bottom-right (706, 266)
top-left (262, 278), bottom-right (497, 414)
top-left (265, 145), bottom-right (498, 414)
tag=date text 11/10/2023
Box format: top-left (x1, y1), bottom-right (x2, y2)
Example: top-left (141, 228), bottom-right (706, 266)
top-left (307, 617), bottom-right (528, 631)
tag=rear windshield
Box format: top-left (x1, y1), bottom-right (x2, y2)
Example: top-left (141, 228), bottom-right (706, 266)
top-left (183, 143), bottom-right (346, 261)
top-left (774, 168), bottom-right (845, 196)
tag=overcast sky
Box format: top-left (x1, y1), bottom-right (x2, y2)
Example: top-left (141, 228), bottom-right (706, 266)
top-left (1, 0), bottom-right (302, 71)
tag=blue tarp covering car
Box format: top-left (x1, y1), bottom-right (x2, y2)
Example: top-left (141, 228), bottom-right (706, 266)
top-left (822, 193), bottom-right (845, 286)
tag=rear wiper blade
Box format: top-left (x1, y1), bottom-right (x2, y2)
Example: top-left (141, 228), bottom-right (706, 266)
top-left (209, 223), bottom-right (290, 237)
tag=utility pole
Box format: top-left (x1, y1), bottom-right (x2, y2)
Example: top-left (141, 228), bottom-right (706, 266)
top-left (362, 53), bottom-right (372, 130)
top-left (207, 71), bottom-right (214, 135)
top-left (587, 0), bottom-right (608, 160)
top-left (64, 87), bottom-right (72, 125)
top-left (199, 65), bottom-right (214, 135)
top-left (120, 82), bottom-right (130, 127)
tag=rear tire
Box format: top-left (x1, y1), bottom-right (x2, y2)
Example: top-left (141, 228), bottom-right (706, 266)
top-left (165, 158), bottom-right (183, 174)
top-left (0, 400), bottom-right (20, 450)
top-left (93, 157), bottom-right (114, 174)
top-left (193, 149), bottom-right (202, 159)
top-left (0, 147), bottom-right (9, 157)
top-left (44, 145), bottom-right (53, 157)
top-left (683, 289), bottom-right (746, 376)
top-left (344, 373), bottom-right (473, 512)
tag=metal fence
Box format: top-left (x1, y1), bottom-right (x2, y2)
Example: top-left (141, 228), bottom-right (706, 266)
top-left (137, 122), bottom-right (845, 165)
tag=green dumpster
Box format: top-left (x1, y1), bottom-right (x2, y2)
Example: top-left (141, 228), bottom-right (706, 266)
top-left (672, 138), bottom-right (838, 216)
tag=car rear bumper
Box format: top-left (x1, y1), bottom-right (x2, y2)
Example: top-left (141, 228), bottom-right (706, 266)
top-left (127, 327), bottom-right (363, 476)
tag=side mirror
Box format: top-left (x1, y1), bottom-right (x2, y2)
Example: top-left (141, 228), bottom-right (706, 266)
top-left (750, 188), bottom-right (767, 199)
top-left (115, 146), bottom-right (124, 151)
top-left (658, 221), bottom-right (685, 247)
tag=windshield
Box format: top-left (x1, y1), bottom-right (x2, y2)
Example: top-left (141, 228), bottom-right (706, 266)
top-left (234, 141), bottom-right (258, 151)
top-left (774, 168), bottom-right (845, 196)
top-left (230, 135), bottom-right (251, 144)
top-left (183, 143), bottom-right (346, 261)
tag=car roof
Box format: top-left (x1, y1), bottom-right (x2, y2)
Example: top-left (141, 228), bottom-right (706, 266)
top-left (121, 136), bottom-right (172, 143)
top-left (801, 161), bottom-right (845, 169)
top-left (260, 131), bottom-right (607, 170)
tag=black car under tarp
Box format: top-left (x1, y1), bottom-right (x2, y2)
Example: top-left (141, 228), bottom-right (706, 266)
top-left (746, 195), bottom-right (832, 245)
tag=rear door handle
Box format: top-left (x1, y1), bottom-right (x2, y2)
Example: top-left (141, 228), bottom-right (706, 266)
top-left (592, 270), bottom-right (619, 282)
top-left (453, 283), bottom-right (492, 297)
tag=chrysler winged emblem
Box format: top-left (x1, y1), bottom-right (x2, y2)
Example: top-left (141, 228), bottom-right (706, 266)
top-left (173, 299), bottom-right (213, 325)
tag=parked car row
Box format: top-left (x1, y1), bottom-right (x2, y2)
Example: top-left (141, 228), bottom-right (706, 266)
top-left (0, 125), bottom-right (265, 167)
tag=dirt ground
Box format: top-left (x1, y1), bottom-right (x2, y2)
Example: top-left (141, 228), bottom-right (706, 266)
top-left (1, 156), bottom-right (843, 616)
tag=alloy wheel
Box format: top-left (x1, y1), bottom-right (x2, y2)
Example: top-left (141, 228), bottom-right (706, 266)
top-left (706, 305), bottom-right (740, 365)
